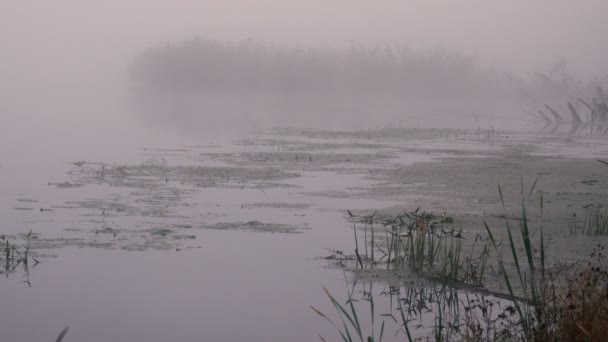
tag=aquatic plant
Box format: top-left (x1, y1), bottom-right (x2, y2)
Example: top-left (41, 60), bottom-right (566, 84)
top-left (567, 203), bottom-right (608, 236)
top-left (348, 209), bottom-right (490, 287)
top-left (317, 180), bottom-right (608, 341)
top-left (0, 231), bottom-right (39, 286)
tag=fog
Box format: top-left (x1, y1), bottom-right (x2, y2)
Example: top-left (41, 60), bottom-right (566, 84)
top-left (4, 1), bottom-right (608, 73)
top-left (3, 3), bottom-right (608, 341)
top-left (2, 1), bottom-right (608, 150)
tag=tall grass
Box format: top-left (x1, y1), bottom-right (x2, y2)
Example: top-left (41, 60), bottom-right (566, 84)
top-left (483, 180), bottom-right (546, 339)
top-left (482, 181), bottom-right (608, 341)
top-left (348, 209), bottom-right (490, 287)
top-left (316, 181), bottom-right (608, 341)
top-left (1, 231), bottom-right (38, 286)
top-left (568, 204), bottom-right (608, 236)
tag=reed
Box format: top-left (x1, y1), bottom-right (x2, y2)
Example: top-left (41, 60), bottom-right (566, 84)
top-left (317, 181), bottom-right (608, 341)
top-left (348, 209), bottom-right (490, 286)
top-left (568, 204), bottom-right (608, 236)
top-left (1, 231), bottom-right (38, 285)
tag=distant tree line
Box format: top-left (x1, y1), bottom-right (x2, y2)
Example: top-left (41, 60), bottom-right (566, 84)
top-left (130, 37), bottom-right (506, 100)
top-left (130, 37), bottom-right (607, 123)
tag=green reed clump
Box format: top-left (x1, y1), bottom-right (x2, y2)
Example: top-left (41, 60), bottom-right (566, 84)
top-left (321, 180), bottom-right (608, 341)
top-left (382, 209), bottom-right (455, 274)
top-left (480, 180), bottom-right (608, 341)
top-left (482, 181), bottom-right (547, 340)
top-left (0, 231), bottom-right (39, 286)
top-left (568, 204), bottom-right (608, 236)
top-left (348, 209), bottom-right (491, 286)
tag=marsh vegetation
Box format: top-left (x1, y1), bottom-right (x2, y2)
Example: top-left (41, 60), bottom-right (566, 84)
top-left (315, 181), bottom-right (608, 341)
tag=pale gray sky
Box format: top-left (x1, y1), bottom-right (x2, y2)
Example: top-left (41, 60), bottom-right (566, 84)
top-left (2, 0), bottom-right (607, 81)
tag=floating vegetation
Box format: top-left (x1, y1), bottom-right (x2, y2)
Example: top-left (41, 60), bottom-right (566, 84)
top-left (149, 228), bottom-right (173, 237)
top-left (65, 160), bottom-right (299, 191)
top-left (67, 162), bottom-right (132, 178)
top-left (242, 202), bottom-right (311, 210)
top-left (198, 151), bottom-right (394, 176)
top-left (48, 181), bottom-right (82, 188)
top-left (16, 198), bottom-right (39, 203)
top-left (146, 228), bottom-right (194, 239)
top-left (205, 221), bottom-right (305, 234)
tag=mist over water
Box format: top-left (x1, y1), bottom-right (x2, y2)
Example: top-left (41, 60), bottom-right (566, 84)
top-left (2, 1), bottom-right (607, 145)
top-left (2, 2), bottom-right (608, 341)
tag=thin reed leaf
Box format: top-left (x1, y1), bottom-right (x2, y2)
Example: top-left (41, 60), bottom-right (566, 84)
top-left (311, 305), bottom-right (340, 330)
top-left (482, 219), bottom-right (498, 249)
top-left (498, 184), bottom-right (505, 209)
top-left (520, 204), bottom-right (535, 275)
top-left (540, 226), bottom-right (545, 282)
top-left (322, 287), bottom-right (363, 341)
top-left (397, 299), bottom-right (413, 342)
top-left (347, 296), bottom-right (363, 341)
top-left (527, 178), bottom-right (538, 199)
top-left (506, 225), bottom-right (524, 292)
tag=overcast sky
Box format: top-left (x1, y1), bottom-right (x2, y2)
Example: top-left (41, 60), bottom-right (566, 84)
top-left (2, 0), bottom-right (607, 82)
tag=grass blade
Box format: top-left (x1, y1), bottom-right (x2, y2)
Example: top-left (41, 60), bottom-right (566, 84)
top-left (498, 184), bottom-right (505, 209)
top-left (323, 287), bottom-right (363, 341)
top-left (527, 178), bottom-right (538, 199)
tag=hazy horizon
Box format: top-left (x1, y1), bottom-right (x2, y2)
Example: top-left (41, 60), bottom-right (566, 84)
top-left (2, 1), bottom-right (607, 146)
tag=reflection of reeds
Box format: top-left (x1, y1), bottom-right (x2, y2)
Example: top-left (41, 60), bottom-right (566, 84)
top-left (311, 283), bottom-right (380, 342)
top-left (313, 277), bottom-right (525, 341)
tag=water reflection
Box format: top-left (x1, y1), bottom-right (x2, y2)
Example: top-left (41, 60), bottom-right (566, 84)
top-left (315, 275), bottom-right (519, 341)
